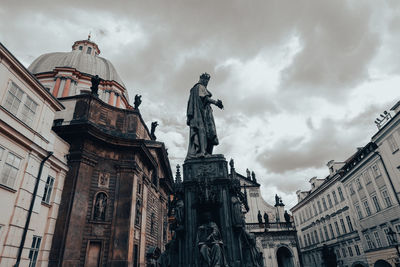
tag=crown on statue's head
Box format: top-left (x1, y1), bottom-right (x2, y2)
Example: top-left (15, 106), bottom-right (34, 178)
top-left (200, 72), bottom-right (211, 81)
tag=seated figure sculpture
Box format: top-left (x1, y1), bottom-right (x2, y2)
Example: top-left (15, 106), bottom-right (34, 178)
top-left (196, 213), bottom-right (228, 267)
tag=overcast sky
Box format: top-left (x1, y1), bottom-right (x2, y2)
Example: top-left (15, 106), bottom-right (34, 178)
top-left (1, 0), bottom-right (400, 209)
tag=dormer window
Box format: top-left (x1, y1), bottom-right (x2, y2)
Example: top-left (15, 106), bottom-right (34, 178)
top-left (87, 47), bottom-right (92, 54)
top-left (79, 46), bottom-right (83, 50)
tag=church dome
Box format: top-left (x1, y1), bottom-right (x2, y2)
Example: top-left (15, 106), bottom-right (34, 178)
top-left (28, 39), bottom-right (126, 88)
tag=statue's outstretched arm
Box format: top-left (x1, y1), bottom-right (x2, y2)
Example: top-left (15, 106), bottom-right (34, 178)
top-left (204, 96), bottom-right (224, 109)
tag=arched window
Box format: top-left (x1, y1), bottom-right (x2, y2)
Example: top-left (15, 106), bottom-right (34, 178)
top-left (79, 46), bottom-right (83, 50)
top-left (87, 47), bottom-right (92, 54)
top-left (93, 192), bottom-right (107, 221)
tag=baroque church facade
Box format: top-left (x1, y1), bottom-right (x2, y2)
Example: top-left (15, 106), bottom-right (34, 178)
top-left (27, 38), bottom-right (174, 266)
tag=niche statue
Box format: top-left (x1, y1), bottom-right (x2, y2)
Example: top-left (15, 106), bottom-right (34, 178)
top-left (186, 73), bottom-right (223, 159)
top-left (90, 75), bottom-right (101, 95)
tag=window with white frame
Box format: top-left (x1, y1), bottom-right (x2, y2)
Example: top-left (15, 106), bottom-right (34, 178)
top-left (338, 187), bottom-right (345, 201)
top-left (340, 218), bottom-right (347, 234)
top-left (28, 235), bottom-right (41, 267)
top-left (1, 152), bottom-right (21, 188)
top-left (332, 191), bottom-right (338, 204)
top-left (322, 197), bottom-right (327, 211)
top-left (388, 135), bottom-right (399, 153)
top-left (365, 233), bottom-right (375, 250)
top-left (354, 244), bottom-right (361, 255)
top-left (4, 82), bottom-right (24, 115)
top-left (383, 228), bottom-right (396, 245)
top-left (356, 177), bottom-right (362, 190)
top-left (42, 176), bottom-right (55, 204)
top-left (346, 216), bottom-right (354, 232)
top-left (334, 221), bottom-right (341, 236)
top-left (373, 231), bottom-right (382, 247)
top-left (371, 195), bottom-right (381, 212)
top-left (349, 184), bottom-right (355, 195)
top-left (20, 96), bottom-right (38, 127)
top-left (381, 189), bottom-right (392, 207)
top-left (372, 164), bottom-right (381, 177)
top-left (355, 204), bottom-right (363, 219)
top-left (319, 228), bottom-right (324, 242)
top-left (363, 200), bottom-right (372, 216)
top-left (327, 194), bottom-right (333, 208)
top-left (348, 246), bottom-right (353, 257)
top-left (341, 247), bottom-right (347, 257)
top-left (364, 170), bottom-right (372, 184)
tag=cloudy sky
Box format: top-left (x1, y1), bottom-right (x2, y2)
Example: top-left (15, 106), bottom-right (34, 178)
top-left (1, 0), bottom-right (400, 209)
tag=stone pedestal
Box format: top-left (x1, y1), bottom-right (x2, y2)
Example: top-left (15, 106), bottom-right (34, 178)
top-left (175, 155), bottom-right (246, 267)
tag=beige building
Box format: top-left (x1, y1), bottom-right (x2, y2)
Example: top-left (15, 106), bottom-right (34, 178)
top-left (0, 43), bottom-right (69, 266)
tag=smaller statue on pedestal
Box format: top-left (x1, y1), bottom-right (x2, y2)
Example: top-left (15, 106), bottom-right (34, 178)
top-left (251, 171), bottom-right (257, 182)
top-left (257, 210), bottom-right (263, 225)
top-left (134, 94), bottom-right (142, 110)
top-left (90, 75), bottom-right (101, 96)
top-left (150, 121), bottom-right (158, 140)
top-left (263, 212), bottom-right (269, 228)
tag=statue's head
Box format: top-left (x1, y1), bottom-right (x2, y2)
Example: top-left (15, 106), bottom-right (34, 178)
top-left (199, 72), bottom-right (211, 86)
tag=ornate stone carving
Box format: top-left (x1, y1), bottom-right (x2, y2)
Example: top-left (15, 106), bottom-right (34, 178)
top-left (93, 192), bottom-right (107, 221)
top-left (98, 172), bottom-right (110, 188)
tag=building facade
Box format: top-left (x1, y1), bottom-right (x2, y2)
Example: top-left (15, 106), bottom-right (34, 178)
top-left (232, 166), bottom-right (301, 267)
top-left (28, 39), bottom-right (174, 266)
top-left (0, 43), bottom-right (69, 266)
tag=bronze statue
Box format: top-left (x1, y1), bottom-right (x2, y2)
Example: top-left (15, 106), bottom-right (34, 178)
top-left (134, 94), bottom-right (142, 110)
top-left (186, 73), bottom-right (223, 159)
top-left (251, 171), bottom-right (257, 182)
top-left (90, 75), bottom-right (101, 95)
top-left (196, 213), bottom-right (228, 267)
top-left (257, 210), bottom-right (263, 224)
top-left (151, 121), bottom-right (159, 140)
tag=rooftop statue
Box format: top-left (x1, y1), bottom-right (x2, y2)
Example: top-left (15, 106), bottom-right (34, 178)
top-left (186, 73), bottom-right (223, 159)
top-left (90, 75), bottom-right (101, 96)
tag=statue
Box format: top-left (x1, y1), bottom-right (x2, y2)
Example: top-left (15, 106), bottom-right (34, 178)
top-left (94, 193), bottom-right (107, 221)
top-left (231, 194), bottom-right (244, 227)
top-left (159, 239), bottom-right (178, 267)
top-left (150, 121), bottom-right (158, 140)
top-left (134, 94), bottom-right (142, 110)
top-left (284, 210), bottom-right (291, 224)
top-left (174, 195), bottom-right (184, 227)
top-left (186, 73), bottom-right (223, 159)
top-left (242, 231), bottom-right (264, 267)
top-left (196, 213), bottom-right (228, 267)
top-left (275, 194), bottom-right (280, 206)
top-left (246, 168), bottom-right (251, 179)
top-left (257, 210), bottom-right (263, 224)
top-left (263, 212), bottom-right (269, 228)
top-left (90, 75), bottom-right (101, 95)
top-left (251, 171), bottom-right (257, 182)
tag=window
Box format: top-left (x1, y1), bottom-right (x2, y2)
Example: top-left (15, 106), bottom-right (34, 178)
top-left (388, 135), bottom-right (399, 153)
top-left (381, 190), bottom-right (392, 207)
top-left (372, 164), bottom-right (381, 177)
top-left (28, 236), bottom-right (41, 267)
top-left (373, 231), bottom-right (382, 247)
top-left (354, 244), bottom-right (361, 255)
top-left (341, 248), bottom-right (347, 258)
top-left (313, 203), bottom-right (318, 215)
top-left (348, 246), bottom-right (353, 257)
top-left (372, 195), bottom-right (381, 212)
top-left (42, 176), bottom-right (55, 204)
top-left (79, 46), bottom-right (83, 50)
top-left (329, 224), bottom-right (335, 238)
top-left (311, 232), bottom-right (315, 244)
top-left (135, 200), bottom-right (141, 226)
top-left (364, 171), bottom-right (372, 184)
top-left (317, 201), bottom-right (322, 213)
top-left (384, 228), bottom-right (397, 245)
top-left (356, 177), bottom-right (362, 190)
top-left (4, 82), bottom-right (24, 115)
top-left (346, 216), bottom-right (354, 232)
top-left (87, 47), bottom-right (92, 54)
top-left (332, 191), bottom-right (338, 204)
top-left (334, 221), bottom-right (341, 236)
top-left (349, 184), bottom-right (355, 195)
top-left (314, 230), bottom-right (319, 243)
top-left (365, 233), bottom-right (375, 249)
top-left (307, 233), bottom-right (311, 246)
top-left (355, 204), bottom-right (363, 219)
top-left (1, 152), bottom-right (21, 188)
top-left (319, 228), bottom-right (324, 242)
top-left (21, 96), bottom-right (37, 127)
top-left (336, 249), bottom-right (341, 258)
top-left (340, 219), bottom-right (347, 234)
top-left (327, 194), bottom-right (333, 208)
top-left (322, 198), bottom-right (327, 211)
top-left (338, 187), bottom-right (344, 201)
top-left (363, 200), bottom-right (371, 216)
top-left (324, 225), bottom-right (329, 240)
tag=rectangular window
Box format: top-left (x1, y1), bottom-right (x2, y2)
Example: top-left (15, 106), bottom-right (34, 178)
top-left (381, 190), bottom-right (392, 207)
top-left (311, 232), bottom-right (315, 244)
top-left (1, 152), bottom-right (21, 188)
top-left (372, 195), bottom-right (381, 212)
top-left (342, 248), bottom-right (347, 258)
top-left (364, 171), bottom-right (372, 184)
top-left (28, 236), bottom-right (41, 267)
top-left (314, 230), bottom-right (319, 243)
top-left (332, 191), bottom-right (338, 204)
top-left (317, 201), bottom-right (322, 213)
top-left (327, 194), bottom-right (333, 208)
top-left (4, 82), bottom-right (24, 115)
top-left (349, 184), bottom-right (355, 195)
top-left (356, 177), bottom-right (362, 190)
top-left (363, 200), bottom-right (372, 216)
top-left (348, 246), bottom-right (353, 257)
top-left (355, 244), bottom-right (361, 255)
top-left (346, 216), bottom-right (354, 232)
top-left (355, 204), bottom-right (363, 219)
top-left (384, 228), bottom-right (397, 245)
top-left (374, 231), bottom-right (382, 247)
top-left (21, 96), bottom-right (38, 127)
top-left (365, 233), bottom-right (375, 249)
top-left (313, 203), bottom-right (318, 215)
top-left (340, 219), bottom-right (347, 234)
top-left (338, 187), bottom-right (345, 201)
top-left (329, 224), bottom-right (335, 238)
top-left (388, 135), bottom-right (399, 153)
top-left (42, 176), bottom-right (55, 204)
top-left (322, 198), bottom-right (327, 211)
top-left (372, 164), bottom-right (381, 177)
top-left (337, 249), bottom-right (341, 258)
top-left (324, 225), bottom-right (329, 240)
top-left (334, 221), bottom-right (341, 236)
top-left (319, 228), bottom-right (324, 242)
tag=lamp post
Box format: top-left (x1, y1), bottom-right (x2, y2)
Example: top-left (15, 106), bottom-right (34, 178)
top-left (387, 227), bottom-right (400, 266)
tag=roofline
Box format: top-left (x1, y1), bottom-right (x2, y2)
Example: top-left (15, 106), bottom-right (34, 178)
top-left (0, 42), bottom-right (64, 111)
top-left (371, 110), bottom-right (400, 142)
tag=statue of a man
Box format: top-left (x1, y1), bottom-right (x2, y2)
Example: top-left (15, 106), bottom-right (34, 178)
top-left (90, 75), bottom-right (101, 95)
top-left (186, 73), bottom-right (223, 159)
top-left (196, 213), bottom-right (228, 267)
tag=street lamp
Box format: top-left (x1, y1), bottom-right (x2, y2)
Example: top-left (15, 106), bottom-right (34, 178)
top-left (387, 227), bottom-right (400, 266)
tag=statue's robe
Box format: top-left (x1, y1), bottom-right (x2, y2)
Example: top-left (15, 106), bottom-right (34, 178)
top-left (186, 83), bottom-right (218, 159)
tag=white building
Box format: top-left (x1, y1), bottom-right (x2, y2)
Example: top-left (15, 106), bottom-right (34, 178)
top-left (0, 43), bottom-right (69, 267)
